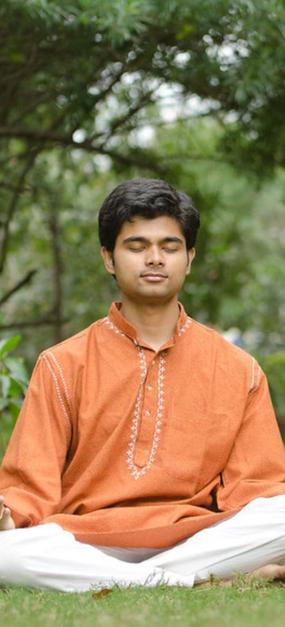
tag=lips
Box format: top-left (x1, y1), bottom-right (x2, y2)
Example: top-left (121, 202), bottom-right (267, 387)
top-left (141, 272), bottom-right (168, 278)
top-left (140, 272), bottom-right (168, 282)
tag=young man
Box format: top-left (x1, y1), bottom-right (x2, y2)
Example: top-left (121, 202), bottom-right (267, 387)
top-left (0, 177), bottom-right (285, 592)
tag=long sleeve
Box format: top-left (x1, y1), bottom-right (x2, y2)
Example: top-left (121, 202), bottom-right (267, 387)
top-left (0, 353), bottom-right (72, 527)
top-left (217, 364), bottom-right (285, 511)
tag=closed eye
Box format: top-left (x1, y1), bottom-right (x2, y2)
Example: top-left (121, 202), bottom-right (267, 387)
top-left (162, 246), bottom-right (180, 252)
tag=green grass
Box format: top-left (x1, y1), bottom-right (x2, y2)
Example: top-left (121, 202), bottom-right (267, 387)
top-left (1, 580), bottom-right (285, 627)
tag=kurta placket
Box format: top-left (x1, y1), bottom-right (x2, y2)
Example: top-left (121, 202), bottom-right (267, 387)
top-left (127, 315), bottom-right (192, 478)
top-left (128, 348), bottom-right (166, 477)
top-left (105, 315), bottom-right (170, 479)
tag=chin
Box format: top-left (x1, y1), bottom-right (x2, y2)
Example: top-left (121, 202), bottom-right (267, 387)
top-left (139, 291), bottom-right (176, 305)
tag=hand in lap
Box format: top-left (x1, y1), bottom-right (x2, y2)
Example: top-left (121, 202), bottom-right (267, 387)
top-left (0, 495), bottom-right (15, 530)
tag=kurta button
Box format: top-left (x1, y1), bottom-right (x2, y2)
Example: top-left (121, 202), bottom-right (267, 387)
top-left (144, 410), bottom-right (151, 416)
top-left (146, 385), bottom-right (153, 391)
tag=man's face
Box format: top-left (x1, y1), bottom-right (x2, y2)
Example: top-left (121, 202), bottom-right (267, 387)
top-left (101, 215), bottom-right (195, 304)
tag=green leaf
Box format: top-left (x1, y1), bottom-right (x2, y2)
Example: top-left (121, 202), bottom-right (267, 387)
top-left (4, 357), bottom-right (29, 386)
top-left (6, 401), bottom-right (21, 421)
top-left (0, 336), bottom-right (22, 358)
top-left (8, 51), bottom-right (25, 64)
top-left (0, 374), bottom-right (10, 399)
top-left (176, 23), bottom-right (194, 41)
top-left (0, 398), bottom-right (9, 411)
top-left (7, 377), bottom-right (23, 398)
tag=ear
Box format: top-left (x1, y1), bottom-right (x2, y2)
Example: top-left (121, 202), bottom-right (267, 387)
top-left (100, 247), bottom-right (115, 275)
top-left (186, 248), bottom-right (196, 275)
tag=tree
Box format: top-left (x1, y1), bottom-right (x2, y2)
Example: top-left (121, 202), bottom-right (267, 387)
top-left (1, 0), bottom-right (285, 325)
top-left (1, 0), bottom-right (285, 418)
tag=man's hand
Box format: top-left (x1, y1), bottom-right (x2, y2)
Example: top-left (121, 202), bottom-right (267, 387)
top-left (0, 495), bottom-right (15, 530)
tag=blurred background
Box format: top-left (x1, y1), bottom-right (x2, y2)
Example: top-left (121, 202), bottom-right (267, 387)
top-left (1, 0), bottom-right (285, 452)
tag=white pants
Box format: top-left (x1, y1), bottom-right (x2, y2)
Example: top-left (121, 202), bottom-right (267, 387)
top-left (1, 496), bottom-right (285, 593)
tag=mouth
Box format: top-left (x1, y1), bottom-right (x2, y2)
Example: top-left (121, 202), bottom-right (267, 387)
top-left (140, 272), bottom-right (168, 282)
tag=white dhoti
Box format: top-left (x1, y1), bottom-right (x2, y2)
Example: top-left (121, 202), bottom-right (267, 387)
top-left (1, 496), bottom-right (285, 593)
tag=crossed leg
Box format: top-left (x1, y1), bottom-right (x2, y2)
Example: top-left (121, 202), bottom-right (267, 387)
top-left (0, 495), bottom-right (285, 592)
top-left (145, 495), bottom-right (285, 585)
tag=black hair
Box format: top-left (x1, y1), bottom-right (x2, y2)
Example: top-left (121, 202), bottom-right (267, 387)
top-left (98, 177), bottom-right (200, 251)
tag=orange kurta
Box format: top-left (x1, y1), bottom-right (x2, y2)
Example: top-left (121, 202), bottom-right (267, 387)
top-left (1, 303), bottom-right (285, 548)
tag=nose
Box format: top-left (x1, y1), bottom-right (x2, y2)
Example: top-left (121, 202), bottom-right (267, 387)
top-left (145, 245), bottom-right (164, 266)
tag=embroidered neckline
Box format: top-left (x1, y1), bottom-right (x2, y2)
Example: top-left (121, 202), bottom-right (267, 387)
top-left (104, 314), bottom-right (192, 343)
top-left (178, 316), bottom-right (192, 336)
top-left (103, 317), bottom-right (126, 338)
top-left (103, 314), bottom-right (191, 480)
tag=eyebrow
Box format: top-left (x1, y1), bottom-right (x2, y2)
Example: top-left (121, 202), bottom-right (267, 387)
top-left (122, 236), bottom-right (184, 245)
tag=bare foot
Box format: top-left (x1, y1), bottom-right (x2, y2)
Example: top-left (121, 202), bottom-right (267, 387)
top-left (195, 564), bottom-right (285, 588)
top-left (250, 564), bottom-right (285, 581)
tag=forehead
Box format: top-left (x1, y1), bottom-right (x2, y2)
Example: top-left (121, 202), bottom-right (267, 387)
top-left (116, 215), bottom-right (185, 242)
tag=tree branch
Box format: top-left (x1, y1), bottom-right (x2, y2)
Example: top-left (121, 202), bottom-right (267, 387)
top-left (0, 317), bottom-right (69, 330)
top-left (0, 150), bottom-right (39, 273)
top-left (97, 146), bottom-right (165, 173)
top-left (0, 269), bottom-right (37, 306)
top-left (95, 87), bottom-right (158, 143)
top-left (48, 202), bottom-right (64, 343)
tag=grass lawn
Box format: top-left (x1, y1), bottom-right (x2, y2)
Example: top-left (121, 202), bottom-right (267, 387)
top-left (1, 580), bottom-right (285, 627)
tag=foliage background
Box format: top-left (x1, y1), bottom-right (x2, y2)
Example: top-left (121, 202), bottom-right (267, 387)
top-left (0, 0), bottom-right (285, 449)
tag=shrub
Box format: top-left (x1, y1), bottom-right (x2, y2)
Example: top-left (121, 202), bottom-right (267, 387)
top-left (0, 335), bottom-right (29, 456)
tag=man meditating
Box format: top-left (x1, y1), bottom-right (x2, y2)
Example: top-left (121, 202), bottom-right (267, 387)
top-left (1, 177), bottom-right (285, 592)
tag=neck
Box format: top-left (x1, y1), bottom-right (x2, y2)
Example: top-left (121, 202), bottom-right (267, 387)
top-left (120, 297), bottom-right (180, 351)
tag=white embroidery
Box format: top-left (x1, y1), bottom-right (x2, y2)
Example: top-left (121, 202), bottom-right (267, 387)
top-left (46, 351), bottom-right (72, 411)
top-left (250, 356), bottom-right (255, 392)
top-left (249, 357), bottom-right (261, 392)
top-left (104, 314), bottom-right (191, 479)
top-left (42, 355), bottom-right (71, 428)
top-left (126, 349), bottom-right (166, 480)
top-left (104, 316), bottom-right (167, 479)
top-left (103, 317), bottom-right (127, 339)
top-left (178, 316), bottom-right (192, 336)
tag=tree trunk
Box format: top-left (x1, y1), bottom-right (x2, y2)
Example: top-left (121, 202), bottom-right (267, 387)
top-left (48, 203), bottom-right (64, 344)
